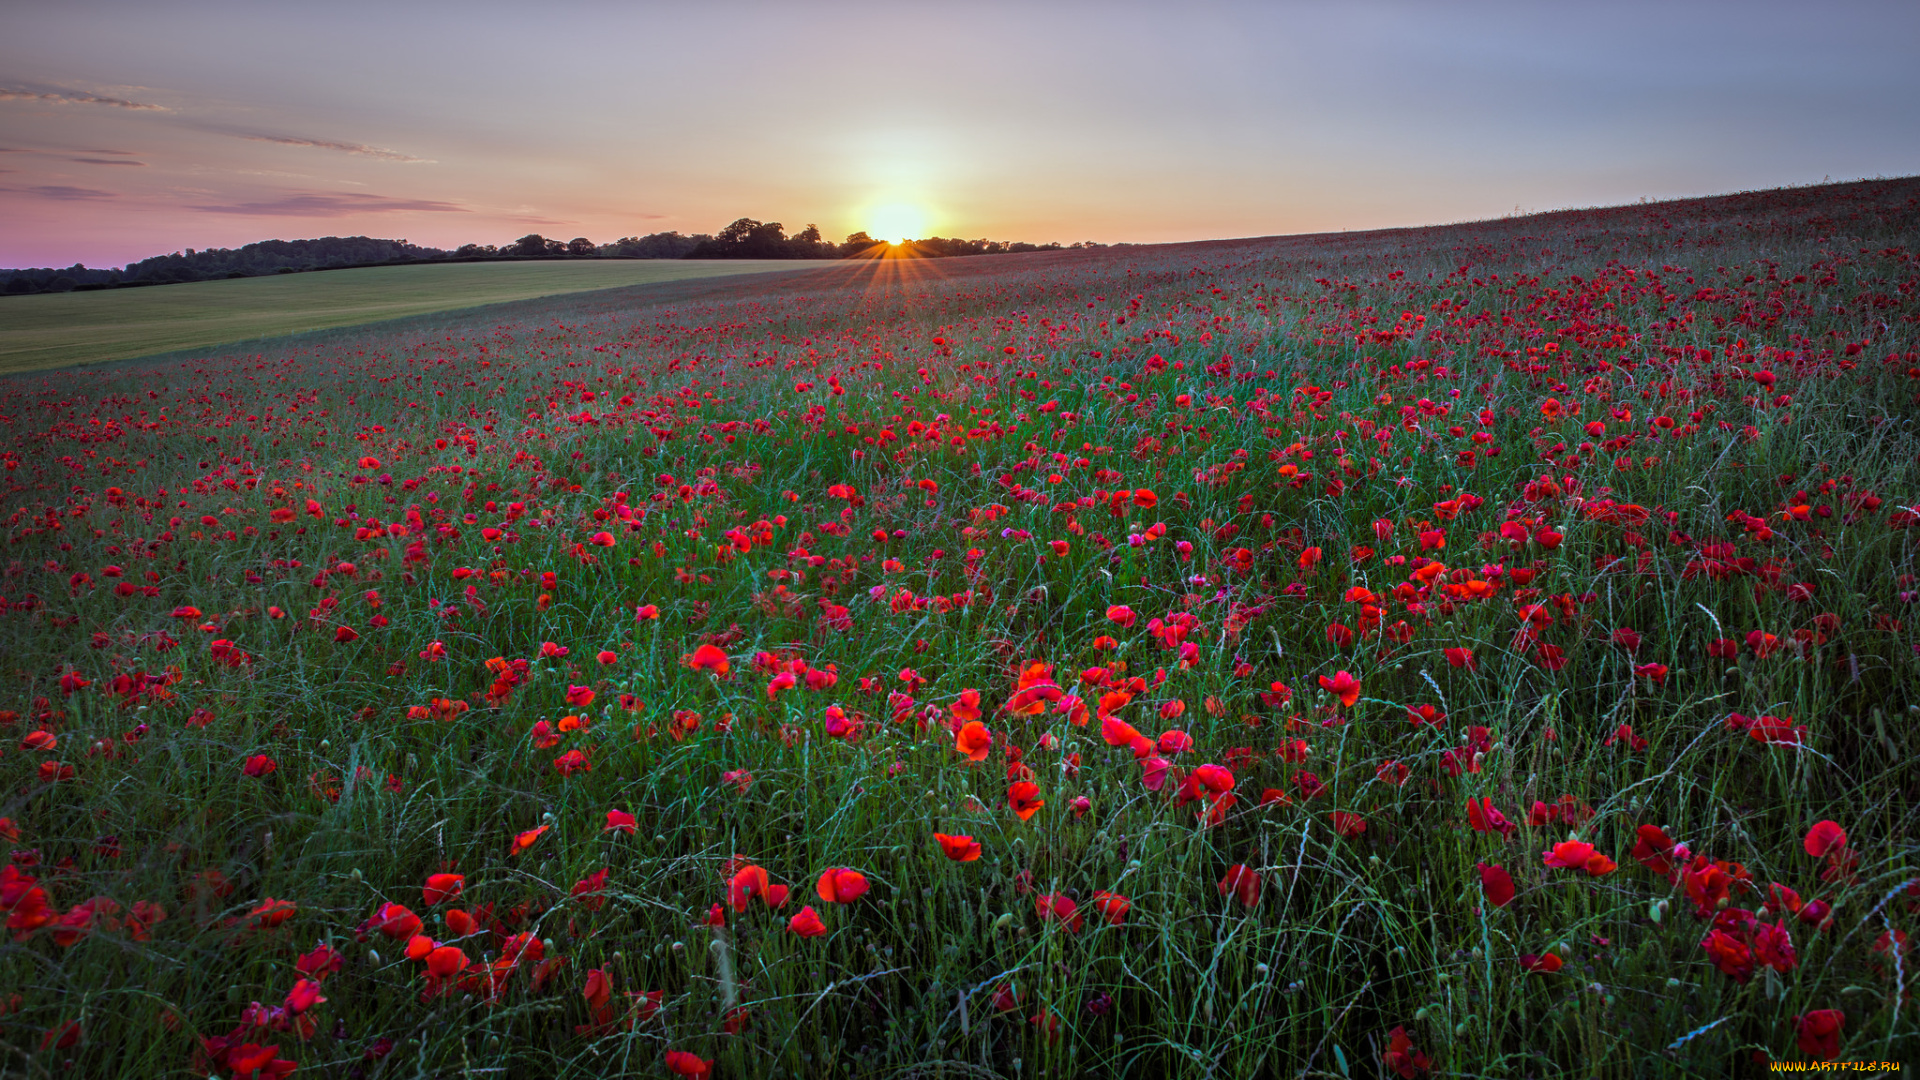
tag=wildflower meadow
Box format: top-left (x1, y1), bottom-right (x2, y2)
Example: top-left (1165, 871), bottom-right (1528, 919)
top-left (1, 177), bottom-right (1916, 1077)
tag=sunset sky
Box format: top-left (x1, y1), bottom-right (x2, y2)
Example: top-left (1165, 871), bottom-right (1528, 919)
top-left (4, 0), bottom-right (1916, 270)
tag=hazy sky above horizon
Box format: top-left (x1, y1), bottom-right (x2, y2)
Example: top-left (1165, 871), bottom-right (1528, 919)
top-left (4, 0), bottom-right (1917, 269)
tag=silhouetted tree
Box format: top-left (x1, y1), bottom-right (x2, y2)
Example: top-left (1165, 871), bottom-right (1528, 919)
top-left (600, 232), bottom-right (705, 258)
top-left (507, 234), bottom-right (551, 258)
top-left (567, 237), bottom-right (596, 257)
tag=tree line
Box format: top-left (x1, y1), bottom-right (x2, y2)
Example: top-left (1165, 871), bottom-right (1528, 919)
top-left (2, 220), bottom-right (1102, 294)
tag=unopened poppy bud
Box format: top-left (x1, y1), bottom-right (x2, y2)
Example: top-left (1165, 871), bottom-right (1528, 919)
top-left (992, 913), bottom-right (1014, 933)
top-left (350, 868), bottom-right (362, 882)
top-left (1648, 901), bottom-right (1664, 924)
top-left (671, 941), bottom-right (684, 953)
top-left (367, 949), bottom-right (381, 965)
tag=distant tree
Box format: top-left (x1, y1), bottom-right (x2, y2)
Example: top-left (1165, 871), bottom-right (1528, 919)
top-left (840, 231), bottom-right (883, 257)
top-left (601, 232), bottom-right (703, 258)
top-left (794, 224), bottom-right (822, 244)
top-left (717, 218), bottom-right (761, 244)
top-left (567, 237), bottom-right (596, 257)
top-left (4, 277), bottom-right (34, 295)
top-left (508, 234), bottom-right (550, 258)
top-left (692, 219), bottom-right (799, 258)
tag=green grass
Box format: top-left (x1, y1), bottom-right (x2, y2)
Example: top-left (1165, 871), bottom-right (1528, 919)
top-left (0, 260), bottom-right (813, 374)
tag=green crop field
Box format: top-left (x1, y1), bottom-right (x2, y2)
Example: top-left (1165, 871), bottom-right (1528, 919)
top-left (0, 260), bottom-right (812, 375)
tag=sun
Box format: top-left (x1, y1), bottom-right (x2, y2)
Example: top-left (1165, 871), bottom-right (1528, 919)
top-left (866, 203), bottom-right (927, 245)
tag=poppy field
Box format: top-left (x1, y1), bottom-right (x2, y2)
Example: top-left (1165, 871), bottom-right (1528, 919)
top-left (0, 177), bottom-right (1916, 1078)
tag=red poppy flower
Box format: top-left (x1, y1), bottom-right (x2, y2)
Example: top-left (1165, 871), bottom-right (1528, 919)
top-left (509, 825), bottom-right (550, 857)
top-left (1443, 646), bottom-right (1477, 671)
top-left (1106, 605), bottom-right (1137, 628)
top-left (1519, 952), bottom-right (1563, 973)
top-left (688, 644), bottom-right (730, 675)
top-left (1330, 811), bottom-right (1367, 838)
top-left (664, 1050), bottom-right (713, 1078)
top-left (571, 868), bottom-right (610, 910)
top-left (951, 689), bottom-right (983, 723)
top-left (242, 754), bottom-right (277, 778)
top-left (1542, 840), bottom-right (1614, 875)
top-left (788, 905), bottom-right (827, 937)
top-left (604, 809), bottom-right (637, 834)
top-left (359, 902), bottom-right (422, 940)
top-left (40, 1021), bottom-right (80, 1053)
top-left (1219, 864), bottom-right (1262, 908)
top-left (1477, 862), bottom-right (1515, 907)
top-left (934, 833), bottom-right (981, 861)
top-left (1630, 824), bottom-right (1681, 878)
top-left (955, 720), bottom-right (993, 761)
top-left (1090, 891), bottom-right (1130, 925)
top-left (1035, 893), bottom-right (1083, 932)
top-left (1792, 1009), bottom-right (1843, 1061)
top-left (565, 685), bottom-right (595, 708)
top-left (1318, 670), bottom-right (1361, 708)
top-left (1007, 781), bottom-right (1044, 821)
top-left (295, 943), bottom-right (343, 979)
top-left (250, 897), bottom-right (297, 929)
top-left (1383, 1025), bottom-right (1432, 1078)
top-left (815, 868), bottom-right (869, 904)
top-left (727, 864), bottom-right (790, 911)
top-left (1100, 714), bottom-right (1143, 747)
top-left (283, 978), bottom-right (326, 1015)
top-left (1466, 797), bottom-right (1516, 839)
top-left (423, 873), bottom-right (464, 906)
top-left (552, 749), bottom-right (591, 777)
top-left (1803, 820), bottom-right (1846, 858)
top-left (1007, 682), bottom-right (1064, 716)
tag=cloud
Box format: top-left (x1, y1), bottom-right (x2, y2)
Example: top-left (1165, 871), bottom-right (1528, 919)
top-left (187, 191), bottom-right (469, 217)
top-left (22, 185), bottom-right (117, 200)
top-left (241, 134), bottom-right (434, 163)
top-left (0, 88), bottom-right (167, 111)
top-left (71, 157), bottom-right (145, 166)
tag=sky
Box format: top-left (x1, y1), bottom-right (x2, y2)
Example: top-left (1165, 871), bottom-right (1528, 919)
top-left (3, 0), bottom-right (1917, 270)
